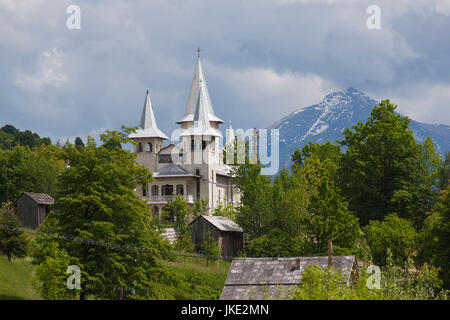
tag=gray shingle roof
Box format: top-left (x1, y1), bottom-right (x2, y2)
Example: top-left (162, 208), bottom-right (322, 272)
top-left (23, 192), bottom-right (55, 205)
top-left (220, 256), bottom-right (356, 300)
top-left (160, 228), bottom-right (177, 244)
top-left (196, 215), bottom-right (243, 232)
top-left (153, 163), bottom-right (199, 178)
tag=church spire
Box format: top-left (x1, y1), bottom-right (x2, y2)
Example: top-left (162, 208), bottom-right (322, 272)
top-left (180, 85), bottom-right (222, 137)
top-left (129, 90), bottom-right (169, 140)
top-left (176, 54), bottom-right (224, 125)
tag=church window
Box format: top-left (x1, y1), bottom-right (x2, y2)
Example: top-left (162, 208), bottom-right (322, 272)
top-left (146, 142), bottom-right (153, 152)
top-left (138, 143), bottom-right (143, 153)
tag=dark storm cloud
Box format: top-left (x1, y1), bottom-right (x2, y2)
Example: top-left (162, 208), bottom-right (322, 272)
top-left (0, 0), bottom-right (449, 143)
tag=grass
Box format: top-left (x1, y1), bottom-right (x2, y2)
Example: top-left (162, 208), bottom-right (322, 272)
top-left (159, 254), bottom-right (231, 299)
top-left (0, 252), bottom-right (231, 300)
top-left (0, 255), bottom-right (40, 300)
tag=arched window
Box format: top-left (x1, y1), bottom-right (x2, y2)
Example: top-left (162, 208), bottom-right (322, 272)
top-left (146, 142), bottom-right (152, 152)
top-left (138, 143), bottom-right (143, 153)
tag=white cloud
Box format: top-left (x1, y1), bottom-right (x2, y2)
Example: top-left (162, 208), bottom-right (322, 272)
top-left (15, 48), bottom-right (68, 92)
top-left (390, 83), bottom-right (450, 125)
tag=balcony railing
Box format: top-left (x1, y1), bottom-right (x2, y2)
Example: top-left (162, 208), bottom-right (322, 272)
top-left (143, 195), bottom-right (194, 204)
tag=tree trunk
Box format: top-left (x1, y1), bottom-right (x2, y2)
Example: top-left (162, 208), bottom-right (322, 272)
top-left (117, 286), bottom-right (124, 300)
top-left (80, 283), bottom-right (86, 300)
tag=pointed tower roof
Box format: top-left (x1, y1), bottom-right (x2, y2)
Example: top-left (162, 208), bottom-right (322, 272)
top-left (129, 90), bottom-right (169, 140)
top-left (180, 86), bottom-right (222, 137)
top-left (176, 56), bottom-right (224, 124)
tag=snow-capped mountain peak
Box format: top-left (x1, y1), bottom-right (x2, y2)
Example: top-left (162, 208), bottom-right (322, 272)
top-left (269, 88), bottom-right (450, 171)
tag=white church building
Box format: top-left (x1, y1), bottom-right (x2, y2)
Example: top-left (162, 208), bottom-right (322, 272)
top-left (129, 54), bottom-right (240, 220)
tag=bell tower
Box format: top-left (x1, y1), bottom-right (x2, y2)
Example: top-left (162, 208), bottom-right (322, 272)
top-left (129, 90), bottom-right (169, 172)
top-left (176, 53), bottom-right (224, 211)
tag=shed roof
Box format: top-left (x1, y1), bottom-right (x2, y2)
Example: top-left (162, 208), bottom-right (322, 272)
top-left (22, 192), bottom-right (55, 205)
top-left (192, 215), bottom-right (243, 233)
top-left (220, 256), bottom-right (356, 300)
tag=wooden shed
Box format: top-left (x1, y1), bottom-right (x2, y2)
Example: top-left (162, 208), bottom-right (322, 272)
top-left (190, 215), bottom-right (243, 260)
top-left (16, 192), bottom-right (54, 229)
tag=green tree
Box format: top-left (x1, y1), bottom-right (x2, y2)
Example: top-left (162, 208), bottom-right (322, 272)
top-left (248, 228), bottom-right (299, 257)
top-left (300, 173), bottom-right (360, 255)
top-left (164, 196), bottom-right (194, 252)
top-left (233, 162), bottom-right (275, 244)
top-left (291, 141), bottom-right (342, 179)
top-left (34, 127), bottom-right (170, 300)
top-left (288, 265), bottom-right (381, 300)
top-left (288, 261), bottom-right (445, 300)
top-left (364, 214), bottom-right (418, 268)
top-left (74, 137), bottom-right (85, 148)
top-left (32, 217), bottom-right (78, 300)
top-left (200, 231), bottom-right (221, 265)
top-left (193, 199), bottom-right (209, 217)
top-left (417, 186), bottom-right (450, 288)
top-left (437, 151), bottom-right (449, 190)
top-left (338, 100), bottom-right (437, 226)
top-left (0, 145), bottom-right (63, 203)
top-left (213, 202), bottom-right (236, 221)
top-left (0, 202), bottom-right (28, 262)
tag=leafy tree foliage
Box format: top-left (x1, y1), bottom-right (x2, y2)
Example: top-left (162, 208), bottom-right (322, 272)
top-left (287, 259), bottom-right (445, 300)
top-left (364, 214), bottom-right (418, 268)
top-left (74, 137), bottom-right (85, 148)
top-left (417, 186), bottom-right (450, 288)
top-left (247, 228), bottom-right (300, 257)
top-left (291, 141), bottom-right (342, 179)
top-left (437, 151), bottom-right (449, 191)
top-left (200, 231), bottom-right (221, 265)
top-left (193, 199), bottom-right (209, 217)
top-left (163, 196), bottom-right (194, 252)
top-left (0, 124), bottom-right (51, 150)
top-left (338, 100), bottom-right (440, 227)
top-left (0, 145), bottom-right (64, 203)
top-left (213, 202), bottom-right (236, 221)
top-left (0, 202), bottom-right (28, 262)
top-left (301, 173), bottom-right (360, 255)
top-left (232, 162), bottom-right (276, 244)
top-left (32, 216), bottom-right (78, 300)
top-left (33, 127), bottom-right (170, 300)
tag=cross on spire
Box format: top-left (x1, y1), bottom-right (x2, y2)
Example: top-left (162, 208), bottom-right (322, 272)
top-left (197, 47), bottom-right (201, 58)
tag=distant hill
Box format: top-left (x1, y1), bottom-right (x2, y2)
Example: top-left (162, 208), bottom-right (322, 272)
top-left (0, 124), bottom-right (51, 149)
top-left (269, 87), bottom-right (450, 170)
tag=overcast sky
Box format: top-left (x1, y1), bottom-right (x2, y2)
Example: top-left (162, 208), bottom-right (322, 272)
top-left (1, 0), bottom-right (449, 143)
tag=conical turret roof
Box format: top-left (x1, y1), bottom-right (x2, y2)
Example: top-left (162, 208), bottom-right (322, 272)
top-left (129, 90), bottom-right (169, 140)
top-left (177, 56), bottom-right (224, 125)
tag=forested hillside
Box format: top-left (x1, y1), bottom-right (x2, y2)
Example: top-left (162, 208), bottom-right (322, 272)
top-left (0, 125), bottom-right (52, 150)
